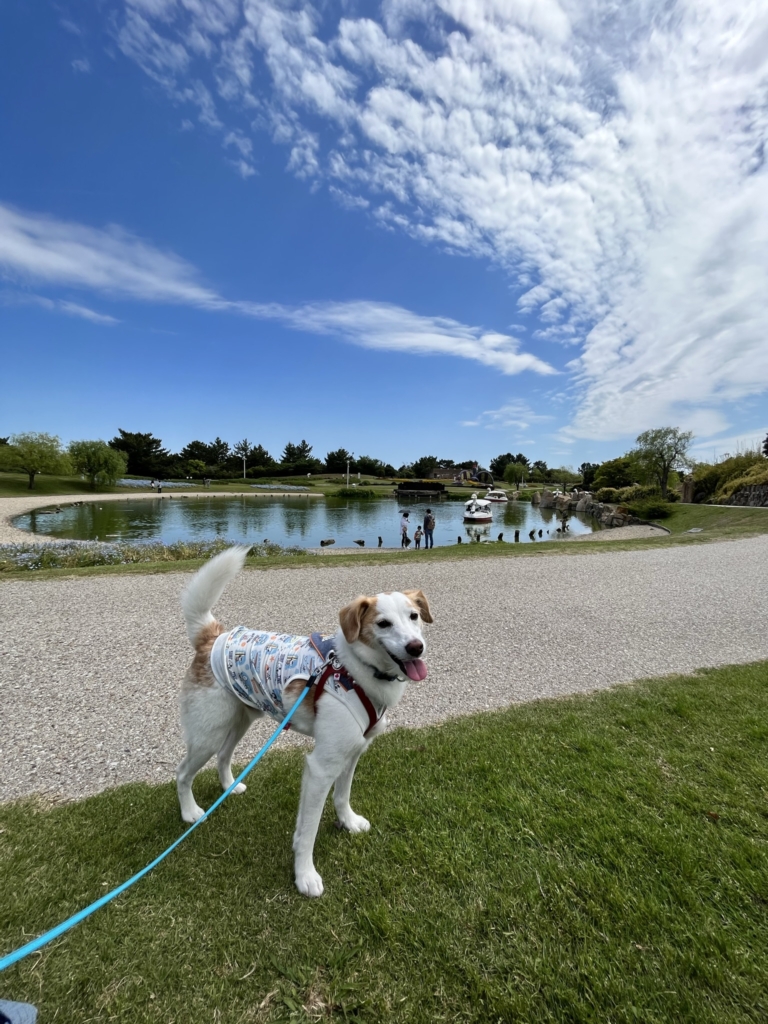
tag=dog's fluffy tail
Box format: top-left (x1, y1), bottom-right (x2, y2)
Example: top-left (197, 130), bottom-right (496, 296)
top-left (180, 545), bottom-right (250, 644)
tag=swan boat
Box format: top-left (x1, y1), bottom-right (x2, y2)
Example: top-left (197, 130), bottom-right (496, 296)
top-left (485, 488), bottom-right (509, 503)
top-left (463, 493), bottom-right (493, 523)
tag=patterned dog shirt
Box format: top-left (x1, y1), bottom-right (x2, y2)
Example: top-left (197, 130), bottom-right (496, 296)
top-left (210, 627), bottom-right (386, 735)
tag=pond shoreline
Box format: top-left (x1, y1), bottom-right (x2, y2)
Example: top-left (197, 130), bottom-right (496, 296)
top-left (10, 490), bottom-right (602, 549)
top-left (0, 490), bottom-right (318, 544)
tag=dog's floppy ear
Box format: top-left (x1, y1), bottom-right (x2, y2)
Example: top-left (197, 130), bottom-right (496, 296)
top-left (403, 589), bottom-right (433, 623)
top-left (339, 596), bottom-right (373, 643)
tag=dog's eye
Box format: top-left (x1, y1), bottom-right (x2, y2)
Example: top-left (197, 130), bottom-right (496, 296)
top-left (377, 619), bottom-right (392, 629)
top-left (410, 612), bottom-right (419, 621)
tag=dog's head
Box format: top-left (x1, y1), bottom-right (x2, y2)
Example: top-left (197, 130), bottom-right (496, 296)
top-left (339, 589), bottom-right (432, 681)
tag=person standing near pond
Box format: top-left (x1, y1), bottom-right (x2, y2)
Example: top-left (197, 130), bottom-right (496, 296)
top-left (400, 511), bottom-right (410, 548)
top-left (423, 508), bottom-right (435, 549)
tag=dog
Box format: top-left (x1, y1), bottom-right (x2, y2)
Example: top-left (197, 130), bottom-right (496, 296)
top-left (176, 546), bottom-right (432, 897)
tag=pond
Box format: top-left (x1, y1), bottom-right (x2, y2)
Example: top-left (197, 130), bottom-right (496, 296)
top-left (15, 496), bottom-right (601, 548)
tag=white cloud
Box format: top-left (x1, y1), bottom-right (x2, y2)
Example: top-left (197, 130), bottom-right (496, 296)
top-left (1, 290), bottom-right (119, 325)
top-left (71, 58), bottom-right (91, 74)
top-left (0, 201), bottom-right (221, 306)
top-left (58, 301), bottom-right (119, 325)
top-left (0, 201), bottom-right (551, 375)
top-left (238, 300), bottom-right (557, 376)
top-left (461, 399), bottom-right (552, 430)
top-left (109, 0), bottom-right (768, 441)
top-left (60, 18), bottom-right (82, 36)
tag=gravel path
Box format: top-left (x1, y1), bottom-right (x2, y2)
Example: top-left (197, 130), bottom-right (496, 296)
top-left (2, 535), bottom-right (767, 804)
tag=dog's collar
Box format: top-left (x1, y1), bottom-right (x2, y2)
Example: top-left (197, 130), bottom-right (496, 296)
top-left (309, 633), bottom-right (401, 682)
top-left (358, 658), bottom-right (401, 682)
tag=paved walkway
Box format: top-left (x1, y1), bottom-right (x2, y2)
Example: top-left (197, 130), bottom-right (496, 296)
top-left (1, 535), bottom-right (767, 804)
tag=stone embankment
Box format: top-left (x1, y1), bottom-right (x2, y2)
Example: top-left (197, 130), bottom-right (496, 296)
top-left (726, 483), bottom-right (768, 507)
top-left (528, 489), bottom-right (640, 528)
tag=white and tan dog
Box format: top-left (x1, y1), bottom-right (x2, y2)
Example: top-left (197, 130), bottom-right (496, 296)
top-left (176, 546), bottom-right (432, 897)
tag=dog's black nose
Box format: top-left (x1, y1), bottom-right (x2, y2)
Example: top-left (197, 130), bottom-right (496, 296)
top-left (405, 640), bottom-right (424, 657)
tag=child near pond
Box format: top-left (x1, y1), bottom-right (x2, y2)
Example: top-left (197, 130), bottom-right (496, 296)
top-left (414, 526), bottom-right (423, 549)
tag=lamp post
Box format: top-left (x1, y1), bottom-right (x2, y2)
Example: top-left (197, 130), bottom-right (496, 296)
top-left (346, 459), bottom-right (350, 487)
top-left (242, 454), bottom-right (246, 479)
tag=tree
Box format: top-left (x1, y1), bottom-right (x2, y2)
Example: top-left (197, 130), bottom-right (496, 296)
top-left (762, 432), bottom-right (768, 458)
top-left (632, 427), bottom-right (694, 498)
top-left (179, 439), bottom-right (230, 467)
top-left (531, 459), bottom-right (547, 474)
top-left (250, 444), bottom-right (276, 468)
top-left (232, 438), bottom-right (253, 477)
top-left (7, 432), bottom-right (68, 489)
top-left (109, 429), bottom-right (171, 477)
top-left (325, 448), bottom-right (355, 474)
top-left (515, 453), bottom-right (530, 467)
top-left (593, 457), bottom-right (635, 491)
top-left (69, 440), bottom-right (128, 490)
top-left (503, 461), bottom-right (526, 487)
top-left (356, 455), bottom-right (386, 477)
top-left (551, 466), bottom-right (581, 487)
top-left (579, 462), bottom-right (600, 489)
top-left (208, 437), bottom-right (230, 464)
top-left (411, 455), bottom-right (439, 479)
top-left (489, 452), bottom-right (515, 477)
top-left (282, 440), bottom-right (313, 465)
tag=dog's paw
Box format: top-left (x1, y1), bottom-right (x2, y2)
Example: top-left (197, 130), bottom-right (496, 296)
top-left (181, 804), bottom-right (206, 824)
top-left (295, 869), bottom-right (324, 898)
top-left (338, 813), bottom-right (371, 834)
top-left (230, 782), bottom-right (247, 795)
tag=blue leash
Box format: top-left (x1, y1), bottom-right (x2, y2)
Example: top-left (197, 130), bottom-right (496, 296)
top-left (0, 685), bottom-right (311, 974)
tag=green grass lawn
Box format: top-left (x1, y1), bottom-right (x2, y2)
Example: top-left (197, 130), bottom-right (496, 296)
top-left (0, 472), bottom-right (395, 499)
top-left (655, 503), bottom-right (768, 537)
top-left (2, 661), bottom-right (768, 1022)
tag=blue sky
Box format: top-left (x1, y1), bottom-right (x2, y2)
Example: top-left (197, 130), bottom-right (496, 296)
top-left (1, 0), bottom-right (766, 470)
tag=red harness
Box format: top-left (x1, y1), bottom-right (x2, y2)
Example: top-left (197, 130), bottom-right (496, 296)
top-left (283, 634), bottom-right (385, 738)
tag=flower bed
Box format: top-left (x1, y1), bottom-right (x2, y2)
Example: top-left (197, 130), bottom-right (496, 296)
top-left (0, 539), bottom-right (302, 571)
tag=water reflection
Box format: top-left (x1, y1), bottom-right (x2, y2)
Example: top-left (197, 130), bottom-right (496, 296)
top-left (16, 495), bottom-right (600, 548)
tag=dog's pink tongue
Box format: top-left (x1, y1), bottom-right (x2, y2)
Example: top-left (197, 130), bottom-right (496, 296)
top-left (404, 659), bottom-right (428, 681)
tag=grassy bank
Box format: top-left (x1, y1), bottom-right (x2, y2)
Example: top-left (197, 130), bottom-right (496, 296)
top-left (0, 472), bottom-right (393, 499)
top-left (651, 502), bottom-right (768, 537)
top-left (2, 660), bottom-right (768, 1022)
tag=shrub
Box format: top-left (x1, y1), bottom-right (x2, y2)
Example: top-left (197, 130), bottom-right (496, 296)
top-left (623, 498), bottom-right (673, 520)
top-left (0, 539), bottom-right (303, 572)
top-left (711, 460), bottom-right (768, 503)
top-left (594, 487), bottom-right (622, 503)
top-left (331, 487), bottom-right (377, 499)
top-left (692, 451), bottom-right (766, 503)
top-left (516, 489), bottom-right (534, 501)
top-left (614, 484), bottom-right (681, 504)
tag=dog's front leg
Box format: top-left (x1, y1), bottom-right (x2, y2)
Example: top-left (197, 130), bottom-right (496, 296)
top-left (292, 750), bottom-right (337, 897)
top-left (333, 745), bottom-right (371, 833)
top-left (293, 737), bottom-right (365, 897)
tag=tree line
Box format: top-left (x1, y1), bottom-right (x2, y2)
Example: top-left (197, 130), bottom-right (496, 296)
top-left (2, 426), bottom-right (764, 494)
top-left (105, 432), bottom-right (403, 479)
